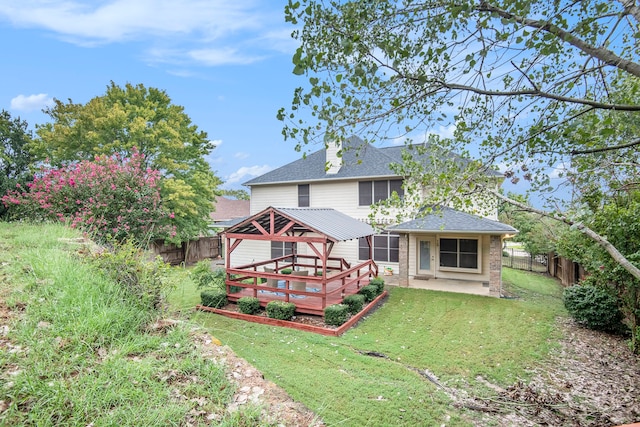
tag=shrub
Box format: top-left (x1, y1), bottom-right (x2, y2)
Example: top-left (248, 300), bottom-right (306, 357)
top-left (280, 268), bottom-right (292, 274)
top-left (192, 261), bottom-right (225, 290)
top-left (563, 284), bottom-right (626, 333)
top-left (369, 276), bottom-right (385, 294)
top-left (2, 148), bottom-right (176, 245)
top-left (358, 284), bottom-right (379, 303)
top-left (200, 289), bottom-right (227, 308)
top-left (89, 239), bottom-right (173, 311)
top-left (238, 297), bottom-right (261, 315)
top-left (324, 304), bottom-right (350, 326)
top-left (342, 294), bottom-right (365, 315)
top-left (266, 300), bottom-right (295, 320)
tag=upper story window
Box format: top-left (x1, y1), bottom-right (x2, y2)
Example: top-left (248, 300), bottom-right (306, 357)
top-left (358, 179), bottom-right (404, 206)
top-left (439, 238), bottom-right (478, 269)
top-left (298, 184), bottom-right (310, 207)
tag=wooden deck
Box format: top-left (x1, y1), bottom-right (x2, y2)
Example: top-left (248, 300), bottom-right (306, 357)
top-left (226, 276), bottom-right (367, 316)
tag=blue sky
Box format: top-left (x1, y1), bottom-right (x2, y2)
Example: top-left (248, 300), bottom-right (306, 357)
top-left (0, 0), bottom-right (312, 190)
top-left (0, 0), bottom-right (546, 202)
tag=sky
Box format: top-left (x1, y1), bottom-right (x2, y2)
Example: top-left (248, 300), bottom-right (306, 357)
top-left (0, 0), bottom-right (550, 202)
top-left (0, 0), bottom-right (314, 190)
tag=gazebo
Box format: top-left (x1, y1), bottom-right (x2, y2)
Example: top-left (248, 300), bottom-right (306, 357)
top-left (223, 206), bottom-right (378, 315)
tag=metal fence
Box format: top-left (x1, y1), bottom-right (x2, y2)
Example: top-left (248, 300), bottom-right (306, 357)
top-left (502, 248), bottom-right (548, 273)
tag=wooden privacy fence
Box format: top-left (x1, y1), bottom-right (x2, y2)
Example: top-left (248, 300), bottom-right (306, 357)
top-left (547, 253), bottom-right (586, 287)
top-left (152, 235), bottom-right (221, 265)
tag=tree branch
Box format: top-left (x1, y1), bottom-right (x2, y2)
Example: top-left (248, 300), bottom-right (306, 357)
top-left (478, 1), bottom-right (640, 78)
top-left (487, 189), bottom-right (640, 281)
top-left (571, 138), bottom-right (640, 155)
top-left (436, 81), bottom-right (640, 111)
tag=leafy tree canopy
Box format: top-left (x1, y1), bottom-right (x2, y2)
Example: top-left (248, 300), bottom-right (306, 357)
top-left (281, 0), bottom-right (640, 279)
top-left (32, 82), bottom-right (221, 241)
top-left (0, 110), bottom-right (33, 218)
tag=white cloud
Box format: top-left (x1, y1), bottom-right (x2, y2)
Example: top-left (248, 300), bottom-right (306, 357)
top-left (0, 1), bottom-right (288, 66)
top-left (10, 93), bottom-right (54, 112)
top-left (226, 165), bottom-right (271, 184)
top-left (234, 152), bottom-right (249, 160)
top-left (210, 139), bottom-right (223, 147)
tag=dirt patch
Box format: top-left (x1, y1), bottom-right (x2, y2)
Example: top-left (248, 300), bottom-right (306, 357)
top-left (467, 318), bottom-right (640, 426)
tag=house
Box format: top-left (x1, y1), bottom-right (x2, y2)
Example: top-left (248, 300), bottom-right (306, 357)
top-left (237, 136), bottom-right (516, 297)
top-left (210, 195), bottom-right (250, 229)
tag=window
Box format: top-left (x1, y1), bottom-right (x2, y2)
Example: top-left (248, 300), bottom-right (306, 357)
top-left (359, 233), bottom-right (399, 262)
top-left (439, 238), bottom-right (478, 269)
top-left (358, 179), bottom-right (404, 206)
top-left (298, 184), bottom-right (309, 207)
top-left (271, 241), bottom-right (293, 259)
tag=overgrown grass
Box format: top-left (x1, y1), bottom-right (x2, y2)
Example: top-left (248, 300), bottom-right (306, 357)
top-left (0, 223), bottom-right (268, 426)
top-left (170, 266), bottom-right (566, 426)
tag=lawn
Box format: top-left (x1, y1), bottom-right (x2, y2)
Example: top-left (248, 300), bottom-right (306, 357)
top-left (0, 223), bottom-right (266, 426)
top-left (172, 265), bottom-right (566, 426)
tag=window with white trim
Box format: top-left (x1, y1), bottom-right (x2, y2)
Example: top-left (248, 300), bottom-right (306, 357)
top-left (359, 233), bottom-right (399, 262)
top-left (358, 179), bottom-right (404, 206)
top-left (439, 238), bottom-right (478, 269)
top-left (271, 241), bottom-right (293, 259)
top-left (298, 184), bottom-right (309, 207)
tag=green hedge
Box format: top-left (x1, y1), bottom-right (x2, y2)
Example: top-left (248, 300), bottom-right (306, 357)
top-left (200, 289), bottom-right (227, 308)
top-left (369, 276), bottom-right (385, 294)
top-left (342, 294), bottom-right (365, 315)
top-left (237, 296), bottom-right (261, 315)
top-left (266, 300), bottom-right (296, 320)
top-left (563, 284), bottom-right (626, 333)
top-left (324, 304), bottom-right (349, 326)
top-left (358, 284), bottom-right (379, 303)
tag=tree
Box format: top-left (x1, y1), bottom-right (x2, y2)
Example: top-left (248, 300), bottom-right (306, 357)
top-left (31, 82), bottom-right (221, 241)
top-left (0, 110), bottom-right (33, 218)
top-left (2, 150), bottom-right (176, 245)
top-left (498, 193), bottom-right (559, 256)
top-left (281, 0), bottom-right (640, 280)
top-left (221, 188), bottom-right (250, 200)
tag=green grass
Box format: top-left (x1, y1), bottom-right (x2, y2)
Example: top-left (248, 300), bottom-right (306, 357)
top-left (0, 223), bottom-right (269, 426)
top-left (170, 265), bottom-right (566, 426)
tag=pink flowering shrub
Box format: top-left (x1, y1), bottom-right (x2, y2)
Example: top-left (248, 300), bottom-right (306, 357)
top-left (2, 149), bottom-right (176, 245)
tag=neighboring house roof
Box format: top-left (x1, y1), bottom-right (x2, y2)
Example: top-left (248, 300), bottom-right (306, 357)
top-left (210, 196), bottom-right (250, 222)
top-left (386, 206), bottom-right (517, 235)
top-left (243, 135), bottom-right (501, 186)
top-left (225, 206), bottom-right (375, 242)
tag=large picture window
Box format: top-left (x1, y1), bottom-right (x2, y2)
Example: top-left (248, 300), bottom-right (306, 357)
top-left (298, 184), bottom-right (309, 207)
top-left (358, 179), bottom-right (404, 206)
top-left (359, 233), bottom-right (399, 262)
top-left (439, 238), bottom-right (478, 269)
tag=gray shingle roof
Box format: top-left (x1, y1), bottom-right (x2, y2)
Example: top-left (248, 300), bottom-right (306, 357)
top-left (386, 207), bottom-right (517, 235)
top-left (225, 207), bottom-right (375, 242)
top-left (243, 136), bottom-right (501, 186)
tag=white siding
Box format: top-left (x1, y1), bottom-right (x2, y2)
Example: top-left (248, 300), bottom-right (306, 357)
top-left (407, 234), bottom-right (491, 282)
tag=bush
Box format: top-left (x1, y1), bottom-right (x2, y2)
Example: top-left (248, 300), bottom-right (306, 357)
top-left (2, 148), bottom-right (176, 245)
top-left (280, 268), bottom-right (293, 274)
top-left (266, 300), bottom-right (296, 320)
top-left (200, 289), bottom-right (227, 309)
top-left (369, 276), bottom-right (385, 294)
top-left (563, 284), bottom-right (626, 333)
top-left (89, 239), bottom-right (172, 311)
top-left (324, 304), bottom-right (350, 326)
top-left (238, 297), bottom-right (261, 315)
top-left (192, 261), bottom-right (225, 290)
top-left (342, 294), bottom-right (365, 315)
top-left (358, 284), bottom-right (379, 303)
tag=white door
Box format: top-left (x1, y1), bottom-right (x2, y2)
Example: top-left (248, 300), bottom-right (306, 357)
top-left (417, 238), bottom-right (434, 276)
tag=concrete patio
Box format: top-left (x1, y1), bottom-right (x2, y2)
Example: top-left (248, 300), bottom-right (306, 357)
top-left (382, 274), bottom-right (491, 296)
